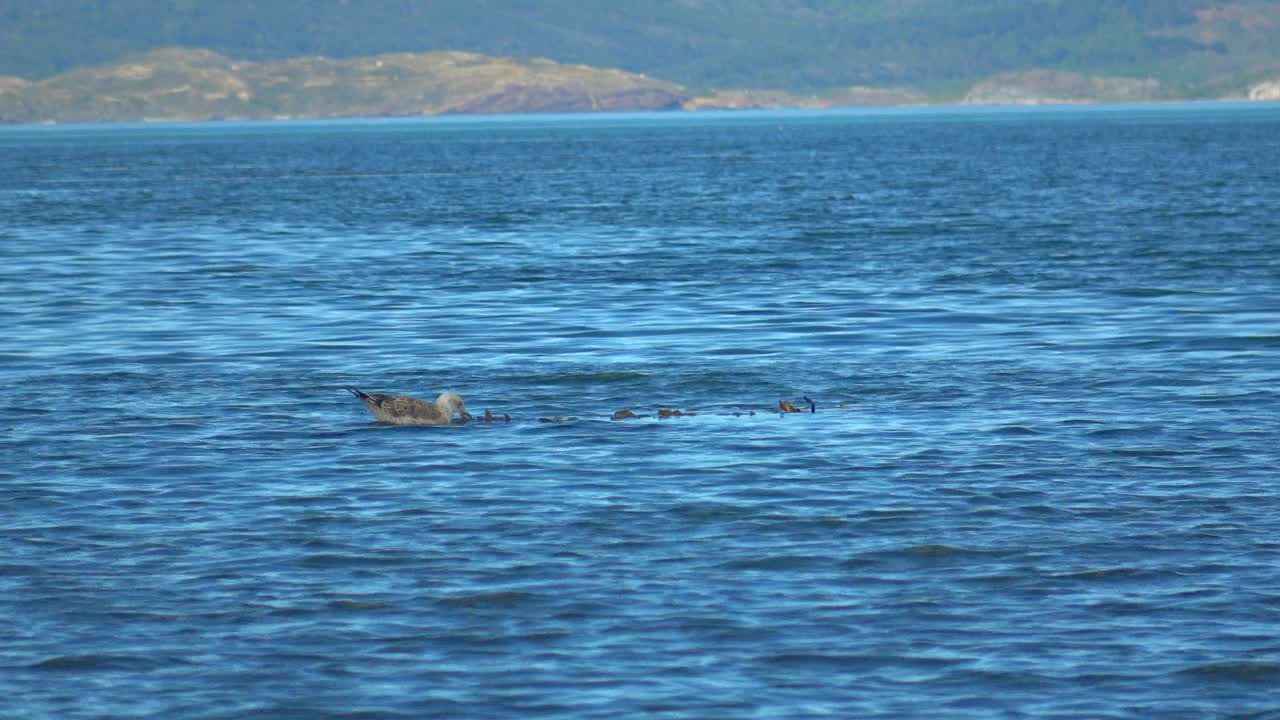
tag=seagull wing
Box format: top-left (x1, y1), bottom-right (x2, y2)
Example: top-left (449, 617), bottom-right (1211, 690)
top-left (382, 395), bottom-right (447, 424)
top-left (348, 388), bottom-right (447, 424)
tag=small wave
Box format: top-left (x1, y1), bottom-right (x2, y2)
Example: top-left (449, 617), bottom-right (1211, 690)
top-left (1196, 391), bottom-right (1272, 406)
top-left (440, 590), bottom-right (541, 607)
top-left (852, 544), bottom-right (989, 568)
top-left (29, 654), bottom-right (176, 672)
top-left (299, 553), bottom-right (417, 569)
top-left (1104, 447), bottom-right (1187, 457)
top-left (202, 263), bottom-right (266, 276)
top-left (514, 370), bottom-right (650, 385)
top-left (1050, 567), bottom-right (1144, 581)
top-left (327, 598), bottom-right (392, 611)
top-left (1176, 661), bottom-right (1280, 684)
top-left (1086, 426), bottom-right (1163, 439)
top-left (765, 652), bottom-right (961, 674)
top-left (904, 544), bottom-right (968, 556)
top-left (667, 502), bottom-right (758, 521)
top-left (1181, 335), bottom-right (1280, 352)
top-left (990, 424), bottom-right (1041, 436)
top-left (1111, 286), bottom-right (1207, 298)
top-left (719, 554), bottom-right (835, 571)
top-left (764, 652), bottom-right (882, 671)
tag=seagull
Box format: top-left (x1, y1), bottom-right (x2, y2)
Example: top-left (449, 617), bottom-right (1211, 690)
top-left (347, 388), bottom-right (472, 426)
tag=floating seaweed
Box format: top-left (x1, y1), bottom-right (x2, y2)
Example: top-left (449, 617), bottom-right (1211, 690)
top-left (779, 397), bottom-right (817, 414)
top-left (347, 388), bottom-right (818, 425)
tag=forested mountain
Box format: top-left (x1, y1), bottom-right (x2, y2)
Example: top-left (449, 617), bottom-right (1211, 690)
top-left (3, 0), bottom-right (1279, 95)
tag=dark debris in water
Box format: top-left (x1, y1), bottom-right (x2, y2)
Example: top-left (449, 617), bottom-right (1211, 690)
top-left (778, 396), bottom-right (816, 414)
top-left (351, 389), bottom-right (824, 425)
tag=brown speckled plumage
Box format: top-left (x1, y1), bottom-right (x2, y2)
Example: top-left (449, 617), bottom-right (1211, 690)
top-left (347, 388), bottom-right (471, 426)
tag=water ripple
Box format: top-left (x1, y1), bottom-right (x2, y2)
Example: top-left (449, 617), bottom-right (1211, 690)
top-left (3, 106), bottom-right (1279, 719)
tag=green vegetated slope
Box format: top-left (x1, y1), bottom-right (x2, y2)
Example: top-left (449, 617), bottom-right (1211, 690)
top-left (4, 0), bottom-right (1279, 93)
top-left (0, 49), bottom-right (689, 123)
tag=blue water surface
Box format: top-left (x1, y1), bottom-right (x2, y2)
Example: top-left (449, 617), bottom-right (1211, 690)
top-left (2, 104), bottom-right (1279, 718)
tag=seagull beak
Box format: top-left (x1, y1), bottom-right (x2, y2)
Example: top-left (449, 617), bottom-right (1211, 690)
top-left (459, 406), bottom-right (472, 421)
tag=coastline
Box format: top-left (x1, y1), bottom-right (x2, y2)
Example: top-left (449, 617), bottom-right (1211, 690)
top-left (2, 49), bottom-right (1277, 127)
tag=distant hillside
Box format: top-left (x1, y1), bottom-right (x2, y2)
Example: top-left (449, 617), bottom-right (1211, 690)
top-left (0, 49), bottom-right (689, 123)
top-left (5, 45), bottom-right (1280, 124)
top-left (4, 0), bottom-right (1280, 96)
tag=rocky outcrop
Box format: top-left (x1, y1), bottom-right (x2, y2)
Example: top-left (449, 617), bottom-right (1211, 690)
top-left (1249, 80), bottom-right (1280, 100)
top-left (0, 76), bottom-right (30, 93)
top-left (964, 70), bottom-right (1161, 105)
top-left (0, 48), bottom-right (688, 123)
top-left (0, 76), bottom-right (32, 120)
top-left (684, 86), bottom-right (922, 110)
top-left (450, 85), bottom-right (686, 114)
top-left (684, 89), bottom-right (824, 110)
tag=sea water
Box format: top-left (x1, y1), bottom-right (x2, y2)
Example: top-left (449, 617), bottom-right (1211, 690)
top-left (2, 105), bottom-right (1279, 718)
